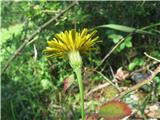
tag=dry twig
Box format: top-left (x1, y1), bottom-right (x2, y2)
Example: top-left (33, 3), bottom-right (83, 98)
top-left (86, 82), bottom-right (110, 98)
top-left (115, 64), bottom-right (160, 99)
top-left (144, 52), bottom-right (160, 63)
top-left (95, 32), bottom-right (133, 70)
top-left (84, 32), bottom-right (133, 81)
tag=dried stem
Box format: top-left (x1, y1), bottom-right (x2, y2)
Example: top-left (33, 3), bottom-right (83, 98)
top-left (84, 33), bottom-right (132, 81)
top-left (144, 52), bottom-right (160, 62)
top-left (96, 71), bottom-right (121, 91)
top-left (115, 64), bottom-right (160, 99)
top-left (96, 33), bottom-right (133, 70)
top-left (86, 82), bottom-right (110, 98)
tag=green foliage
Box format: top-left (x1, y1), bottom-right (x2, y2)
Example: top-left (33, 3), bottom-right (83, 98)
top-left (1, 1), bottom-right (160, 120)
top-left (108, 34), bottom-right (133, 52)
top-left (95, 24), bottom-right (137, 32)
top-left (95, 24), bottom-right (156, 34)
top-left (154, 76), bottom-right (160, 97)
top-left (128, 58), bottom-right (144, 71)
top-left (108, 34), bottom-right (123, 43)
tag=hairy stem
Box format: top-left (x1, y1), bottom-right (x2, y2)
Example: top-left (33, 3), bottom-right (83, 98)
top-left (75, 68), bottom-right (85, 120)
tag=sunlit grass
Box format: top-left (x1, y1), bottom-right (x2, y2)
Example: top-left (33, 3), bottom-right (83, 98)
top-left (0, 24), bottom-right (23, 62)
top-left (1, 24), bottom-right (23, 44)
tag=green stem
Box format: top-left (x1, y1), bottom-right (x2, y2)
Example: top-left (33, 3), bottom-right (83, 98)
top-left (75, 68), bottom-right (85, 120)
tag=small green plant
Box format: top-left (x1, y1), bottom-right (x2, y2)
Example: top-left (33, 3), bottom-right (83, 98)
top-left (44, 28), bottom-right (99, 120)
top-left (108, 34), bottom-right (132, 52)
top-left (128, 58), bottom-right (144, 71)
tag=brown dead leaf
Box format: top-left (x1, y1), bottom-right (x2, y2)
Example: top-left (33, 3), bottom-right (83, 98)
top-left (86, 114), bottom-right (97, 120)
top-left (115, 67), bottom-right (129, 81)
top-left (63, 74), bottom-right (74, 91)
top-left (145, 104), bottom-right (160, 118)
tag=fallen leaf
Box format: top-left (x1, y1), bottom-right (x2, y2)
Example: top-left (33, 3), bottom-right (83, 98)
top-left (63, 74), bottom-right (74, 91)
top-left (86, 114), bottom-right (97, 120)
top-left (115, 67), bottom-right (129, 81)
top-left (98, 100), bottom-right (132, 120)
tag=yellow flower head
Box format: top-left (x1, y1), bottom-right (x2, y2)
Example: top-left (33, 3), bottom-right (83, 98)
top-left (43, 28), bottom-right (99, 58)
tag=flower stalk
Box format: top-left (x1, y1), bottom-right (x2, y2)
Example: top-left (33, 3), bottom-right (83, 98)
top-left (75, 67), bottom-right (85, 120)
top-left (68, 51), bottom-right (85, 120)
top-left (44, 28), bottom-right (99, 120)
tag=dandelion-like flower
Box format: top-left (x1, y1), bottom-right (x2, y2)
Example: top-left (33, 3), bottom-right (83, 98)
top-left (43, 28), bottom-right (99, 58)
top-left (44, 28), bottom-right (99, 120)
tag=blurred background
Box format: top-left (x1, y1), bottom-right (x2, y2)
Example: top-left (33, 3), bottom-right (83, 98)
top-left (1, 1), bottom-right (160, 120)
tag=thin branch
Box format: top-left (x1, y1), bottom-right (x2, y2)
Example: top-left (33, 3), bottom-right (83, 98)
top-left (33, 44), bottom-right (37, 61)
top-left (144, 52), bottom-right (160, 62)
top-left (115, 64), bottom-right (160, 99)
top-left (84, 33), bottom-right (131, 81)
top-left (96, 71), bottom-right (121, 91)
top-left (85, 63), bottom-right (159, 98)
top-left (129, 61), bottom-right (158, 77)
top-left (1, 1), bottom-right (77, 75)
top-left (83, 32), bottom-right (134, 81)
top-left (95, 32), bottom-right (133, 70)
top-left (98, 38), bottom-right (124, 67)
top-left (110, 65), bottom-right (118, 86)
top-left (110, 65), bottom-right (116, 81)
top-left (140, 22), bottom-right (160, 30)
top-left (86, 82), bottom-right (110, 98)
top-left (85, 70), bottom-right (120, 98)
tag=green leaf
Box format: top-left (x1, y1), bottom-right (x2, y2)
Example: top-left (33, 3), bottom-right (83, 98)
top-left (125, 36), bottom-right (132, 48)
top-left (98, 100), bottom-right (132, 120)
top-left (119, 43), bottom-right (125, 50)
top-left (94, 24), bottom-right (156, 35)
top-left (128, 62), bottom-right (136, 71)
top-left (128, 58), bottom-right (144, 71)
top-left (126, 42), bottom-right (132, 48)
top-left (138, 59), bottom-right (144, 66)
top-left (95, 24), bottom-right (136, 32)
top-left (108, 34), bottom-right (123, 43)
